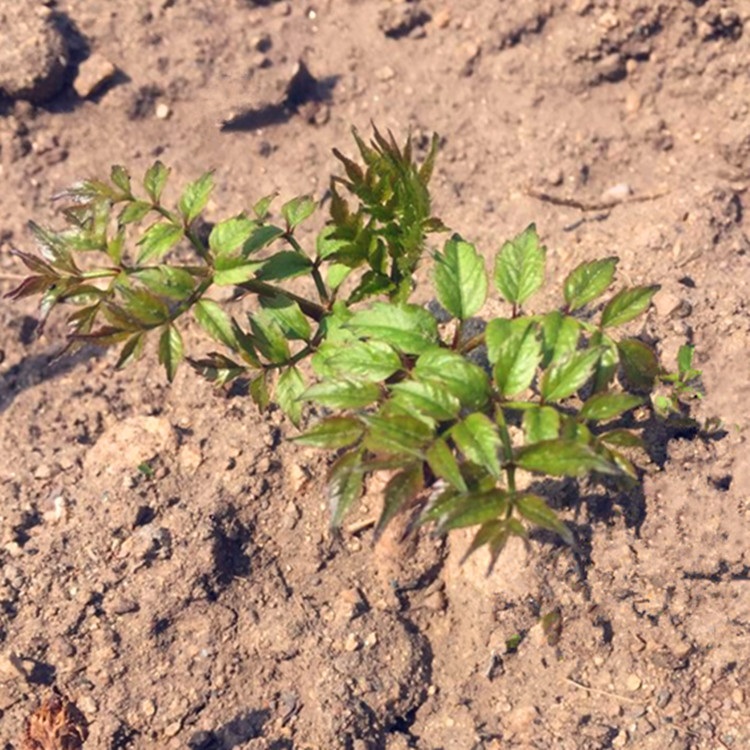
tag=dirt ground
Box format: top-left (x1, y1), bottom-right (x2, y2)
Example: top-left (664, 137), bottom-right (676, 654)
top-left (1, 1), bottom-right (749, 748)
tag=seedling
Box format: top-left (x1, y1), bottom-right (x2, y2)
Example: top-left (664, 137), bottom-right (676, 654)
top-left (7, 127), bottom-right (701, 572)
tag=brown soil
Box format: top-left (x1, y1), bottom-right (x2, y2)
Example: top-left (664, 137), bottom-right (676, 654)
top-left (1, 1), bottom-right (749, 748)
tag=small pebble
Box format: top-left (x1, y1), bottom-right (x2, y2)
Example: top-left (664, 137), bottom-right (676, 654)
top-left (433, 8), bottom-right (451, 29)
top-left (34, 463), bottom-right (52, 480)
top-left (74, 52), bottom-right (117, 98)
top-left (375, 66), bottom-right (395, 82)
top-left (343, 633), bottom-right (361, 652)
top-left (656, 689), bottom-right (672, 708)
top-left (155, 102), bottom-right (171, 120)
top-left (601, 183), bottom-right (633, 202)
top-left (625, 674), bottom-right (642, 692)
top-left (731, 688), bottom-right (744, 706)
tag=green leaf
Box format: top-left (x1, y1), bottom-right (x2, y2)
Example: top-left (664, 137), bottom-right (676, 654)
top-left (563, 257), bottom-right (618, 312)
top-left (209, 215), bottom-right (257, 256)
top-left (522, 406), bottom-right (561, 444)
top-left (119, 200), bottom-right (152, 225)
top-left (433, 234), bottom-right (488, 320)
top-left (413, 348), bottom-right (490, 410)
top-left (194, 299), bottom-right (237, 349)
top-left (132, 266), bottom-right (196, 300)
top-left (618, 338), bottom-right (659, 391)
top-left (433, 489), bottom-right (511, 531)
top-left (276, 366), bottom-right (305, 427)
top-left (188, 354), bottom-right (246, 386)
top-left (515, 439), bottom-right (619, 477)
top-left (375, 464), bottom-right (424, 540)
top-left (540, 311), bottom-right (580, 367)
top-left (179, 171), bottom-right (214, 224)
top-left (601, 285), bottom-right (660, 328)
top-left (599, 429), bottom-right (644, 449)
top-left (486, 318), bottom-right (542, 398)
top-left (301, 379), bottom-right (382, 409)
top-left (253, 192), bottom-right (277, 220)
top-left (316, 226), bottom-right (351, 260)
top-left (390, 380), bottom-right (462, 421)
top-left (117, 285), bottom-right (170, 326)
top-left (515, 494), bottom-right (573, 545)
top-left (111, 165), bottom-right (132, 195)
top-left (328, 449), bottom-right (365, 527)
top-left (260, 294), bottom-right (312, 342)
top-left (451, 413), bottom-right (501, 478)
top-left (347, 302), bottom-right (439, 354)
top-left (313, 340), bottom-right (402, 381)
top-left (591, 330), bottom-right (619, 392)
top-left (144, 161), bottom-right (169, 203)
top-left (494, 224), bottom-right (546, 306)
top-left (115, 333), bottom-right (145, 369)
top-left (540, 348), bottom-right (602, 403)
top-left (136, 222), bottom-right (184, 264)
top-left (326, 262), bottom-right (353, 291)
top-left (425, 438), bottom-right (467, 492)
top-left (250, 372), bottom-right (270, 410)
top-left (255, 251), bottom-right (314, 282)
top-left (281, 195), bottom-right (316, 230)
top-left (362, 414), bottom-right (434, 457)
top-left (243, 224), bottom-right (285, 255)
top-left (580, 392), bottom-right (644, 422)
top-left (249, 310), bottom-right (290, 363)
top-left (158, 325), bottom-right (183, 382)
top-left (294, 417), bottom-right (365, 449)
top-left (213, 256), bottom-right (263, 286)
top-left (677, 344), bottom-right (695, 376)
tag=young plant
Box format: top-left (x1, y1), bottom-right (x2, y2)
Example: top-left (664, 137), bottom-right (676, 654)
top-left (7, 127), bottom-right (701, 572)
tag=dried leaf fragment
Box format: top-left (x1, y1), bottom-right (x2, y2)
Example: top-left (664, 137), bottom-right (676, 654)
top-left (23, 691), bottom-right (88, 750)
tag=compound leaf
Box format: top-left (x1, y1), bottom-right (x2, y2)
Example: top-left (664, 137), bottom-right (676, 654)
top-left (294, 417), bottom-right (365, 449)
top-left (451, 413), bottom-right (501, 478)
top-left (487, 318), bottom-right (542, 398)
top-left (601, 285), bottom-right (660, 329)
top-left (158, 324), bottom-right (184, 382)
top-left (540, 348), bottom-right (601, 403)
top-left (563, 256), bottom-right (618, 312)
top-left (515, 439), bottom-right (618, 477)
top-left (515, 493), bottom-right (573, 545)
top-left (179, 171), bottom-right (214, 224)
top-left (580, 392), bottom-right (644, 422)
top-left (347, 302), bottom-right (439, 354)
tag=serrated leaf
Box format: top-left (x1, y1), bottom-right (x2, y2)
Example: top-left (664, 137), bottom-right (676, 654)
top-left (677, 344), bottom-right (695, 376)
top-left (563, 256), bottom-right (618, 312)
top-left (132, 266), bottom-right (196, 300)
top-left (312, 340), bottom-right (402, 381)
top-left (486, 318), bottom-right (542, 398)
top-left (580, 392), bottom-right (644, 422)
top-left (362, 414), bottom-right (434, 457)
top-left (194, 299), bottom-right (237, 348)
top-left (111, 165), bottom-right (132, 195)
top-left (243, 224), bottom-right (285, 255)
top-left (522, 406), bottom-right (561, 444)
top-left (601, 285), bottom-right (660, 328)
top-left (451, 413), bottom-right (501, 478)
top-left (179, 171), bottom-right (214, 224)
top-left (117, 285), bottom-right (170, 326)
top-left (213, 256), bottom-right (263, 285)
top-left (618, 338), bottom-right (659, 391)
top-left (301, 379), bottom-right (382, 409)
top-left (260, 294), bottom-right (312, 342)
top-left (540, 347), bottom-right (602, 403)
top-left (347, 302), bottom-right (439, 354)
top-left (158, 325), bottom-right (183, 382)
top-left (281, 195), bottom-right (316, 230)
top-left (591, 330), bottom-right (619, 392)
top-left (119, 200), bottom-right (152, 225)
top-left (598, 429), bottom-right (644, 448)
top-left (375, 464), bottom-right (424, 540)
top-left (434, 234), bottom-right (488, 320)
top-left (425, 438), bottom-right (467, 492)
top-left (188, 353), bottom-right (246, 386)
top-left (250, 372), bottom-right (270, 410)
top-left (515, 439), bottom-right (619, 477)
top-left (413, 348), bottom-right (490, 410)
top-left (294, 417), bottom-right (365, 449)
top-left (494, 224), bottom-right (546, 306)
top-left (115, 333), bottom-right (145, 369)
top-left (316, 226), bottom-right (351, 260)
top-left (136, 221), bottom-right (184, 263)
top-left (435, 489), bottom-right (511, 531)
top-left (390, 380), bottom-right (462, 421)
top-left (326, 262), bottom-right (353, 291)
top-left (209, 215), bottom-right (257, 256)
top-left (249, 310), bottom-right (290, 364)
top-left (255, 251), bottom-right (314, 282)
top-left (253, 192), bottom-right (277, 220)
top-left (144, 161), bottom-right (169, 203)
top-left (540, 311), bottom-right (580, 367)
top-left (276, 366), bottom-right (305, 427)
top-left (515, 494), bottom-right (573, 545)
top-left (328, 449), bottom-right (365, 527)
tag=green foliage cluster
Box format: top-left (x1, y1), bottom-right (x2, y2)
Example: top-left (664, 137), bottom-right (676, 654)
top-left (8, 127), bottom-right (702, 571)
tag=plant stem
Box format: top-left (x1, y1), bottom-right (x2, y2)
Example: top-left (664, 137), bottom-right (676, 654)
top-left (285, 233), bottom-right (330, 304)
